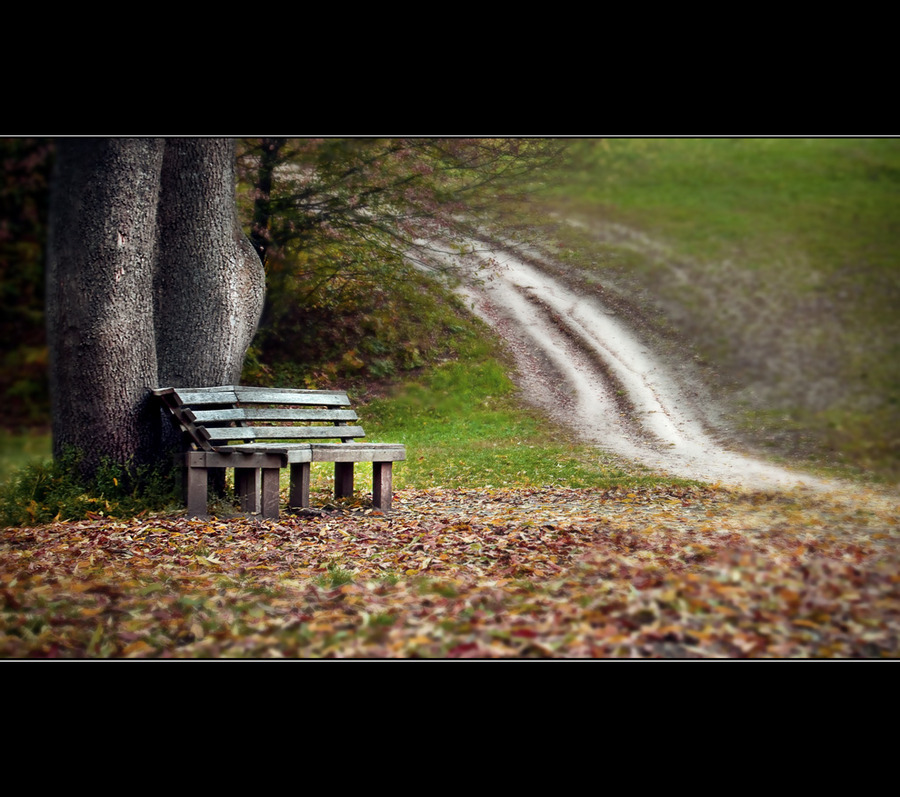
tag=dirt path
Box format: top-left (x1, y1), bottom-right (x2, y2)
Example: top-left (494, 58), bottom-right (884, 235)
top-left (416, 235), bottom-right (838, 493)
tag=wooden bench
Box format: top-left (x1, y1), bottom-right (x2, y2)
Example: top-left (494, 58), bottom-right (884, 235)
top-left (151, 385), bottom-right (406, 519)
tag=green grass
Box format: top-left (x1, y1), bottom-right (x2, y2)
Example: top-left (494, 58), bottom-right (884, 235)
top-left (556, 138), bottom-right (900, 270)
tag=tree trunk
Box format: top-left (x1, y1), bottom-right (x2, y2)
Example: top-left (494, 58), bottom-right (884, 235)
top-left (46, 138), bottom-right (265, 478)
top-left (46, 139), bottom-right (165, 472)
top-left (154, 139), bottom-right (266, 387)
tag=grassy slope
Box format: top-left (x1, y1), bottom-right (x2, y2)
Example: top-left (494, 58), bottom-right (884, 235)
top-left (521, 138), bottom-right (900, 483)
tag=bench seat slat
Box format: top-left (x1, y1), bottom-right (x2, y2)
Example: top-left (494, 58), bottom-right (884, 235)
top-left (216, 443), bottom-right (313, 463)
top-left (204, 425), bottom-right (366, 442)
top-left (186, 450), bottom-right (287, 468)
top-left (309, 443), bottom-right (407, 463)
top-left (219, 442), bottom-right (405, 463)
top-left (191, 408), bottom-right (359, 424)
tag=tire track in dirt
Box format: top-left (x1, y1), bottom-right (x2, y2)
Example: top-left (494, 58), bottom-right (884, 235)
top-left (418, 236), bottom-right (836, 492)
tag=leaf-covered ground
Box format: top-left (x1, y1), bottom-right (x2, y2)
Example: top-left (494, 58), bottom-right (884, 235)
top-left (2, 483), bottom-right (898, 658)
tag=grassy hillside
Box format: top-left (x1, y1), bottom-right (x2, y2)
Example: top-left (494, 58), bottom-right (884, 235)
top-left (511, 138), bottom-right (899, 482)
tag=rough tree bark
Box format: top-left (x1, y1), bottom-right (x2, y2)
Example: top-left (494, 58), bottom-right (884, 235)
top-left (154, 139), bottom-right (266, 387)
top-left (46, 138), bottom-right (265, 477)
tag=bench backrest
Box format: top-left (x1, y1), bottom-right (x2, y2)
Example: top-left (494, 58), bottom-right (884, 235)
top-left (152, 385), bottom-right (366, 450)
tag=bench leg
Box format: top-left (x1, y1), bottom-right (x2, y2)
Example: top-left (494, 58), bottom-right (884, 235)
top-left (289, 462), bottom-right (311, 509)
top-left (261, 467), bottom-right (281, 518)
top-left (372, 461), bottom-right (393, 512)
top-left (186, 465), bottom-right (208, 518)
top-left (234, 467), bottom-right (259, 513)
top-left (335, 462), bottom-right (354, 499)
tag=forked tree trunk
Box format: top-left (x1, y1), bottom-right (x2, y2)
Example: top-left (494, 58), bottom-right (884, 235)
top-left (154, 139), bottom-right (265, 388)
top-left (46, 138), bottom-right (265, 477)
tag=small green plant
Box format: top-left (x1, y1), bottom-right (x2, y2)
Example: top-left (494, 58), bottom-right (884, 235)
top-left (0, 448), bottom-right (182, 527)
top-left (368, 358), bottom-right (396, 379)
top-left (317, 562), bottom-right (354, 588)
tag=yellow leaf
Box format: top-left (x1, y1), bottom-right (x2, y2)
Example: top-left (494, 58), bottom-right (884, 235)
top-left (123, 640), bottom-right (154, 657)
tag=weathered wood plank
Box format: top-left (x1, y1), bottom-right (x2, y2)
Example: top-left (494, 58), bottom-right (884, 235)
top-left (308, 443), bottom-right (406, 462)
top-left (176, 390), bottom-right (239, 405)
top-left (289, 462), bottom-right (311, 509)
top-left (154, 398), bottom-right (214, 451)
top-left (167, 385), bottom-right (235, 392)
top-left (216, 443), bottom-right (313, 463)
top-left (187, 384), bottom-right (346, 396)
top-left (185, 465), bottom-right (208, 518)
top-left (372, 462), bottom-right (393, 511)
top-left (260, 468), bottom-right (281, 518)
top-left (185, 451), bottom-right (287, 469)
top-left (156, 385), bottom-right (351, 406)
top-left (205, 425), bottom-right (366, 442)
top-left (234, 387), bottom-right (351, 406)
top-left (190, 408), bottom-right (359, 424)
